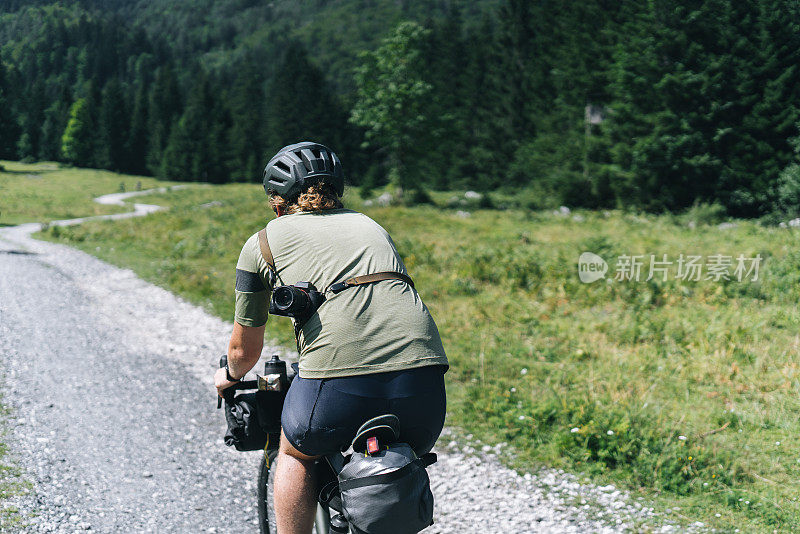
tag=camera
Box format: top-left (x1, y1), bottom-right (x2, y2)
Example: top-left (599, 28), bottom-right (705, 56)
top-left (269, 281), bottom-right (326, 326)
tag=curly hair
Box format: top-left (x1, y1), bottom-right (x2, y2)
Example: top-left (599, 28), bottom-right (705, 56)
top-left (269, 181), bottom-right (343, 215)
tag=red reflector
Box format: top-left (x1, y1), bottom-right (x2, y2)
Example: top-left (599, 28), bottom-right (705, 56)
top-left (367, 436), bottom-right (379, 454)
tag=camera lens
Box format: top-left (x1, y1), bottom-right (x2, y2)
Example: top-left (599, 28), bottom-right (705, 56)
top-left (273, 286), bottom-right (297, 310)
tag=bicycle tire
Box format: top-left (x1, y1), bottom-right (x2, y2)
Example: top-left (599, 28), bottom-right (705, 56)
top-left (258, 449), bottom-right (279, 534)
top-left (258, 448), bottom-right (333, 534)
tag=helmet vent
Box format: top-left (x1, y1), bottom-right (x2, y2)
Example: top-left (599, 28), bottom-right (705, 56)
top-left (275, 160), bottom-right (290, 172)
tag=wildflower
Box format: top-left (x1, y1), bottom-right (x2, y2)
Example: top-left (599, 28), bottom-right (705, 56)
top-left (688, 456), bottom-right (692, 460)
top-left (520, 368), bottom-right (528, 375)
top-left (703, 482), bottom-right (709, 486)
top-left (570, 427), bottom-right (580, 433)
top-left (510, 387), bottom-right (516, 393)
top-left (607, 430), bottom-right (614, 435)
top-left (518, 415), bottom-right (526, 421)
top-left (678, 435), bottom-right (687, 441)
top-left (776, 441), bottom-right (781, 446)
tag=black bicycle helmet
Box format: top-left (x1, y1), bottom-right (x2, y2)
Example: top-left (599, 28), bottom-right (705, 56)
top-left (263, 142), bottom-right (344, 198)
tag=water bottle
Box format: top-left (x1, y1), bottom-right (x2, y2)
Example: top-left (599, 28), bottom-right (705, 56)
top-left (261, 353), bottom-right (288, 392)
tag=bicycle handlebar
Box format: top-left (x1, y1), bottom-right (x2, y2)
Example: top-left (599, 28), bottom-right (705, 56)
top-left (217, 354), bottom-right (260, 408)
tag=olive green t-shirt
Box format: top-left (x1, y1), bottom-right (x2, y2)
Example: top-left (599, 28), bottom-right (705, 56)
top-left (234, 208), bottom-right (448, 378)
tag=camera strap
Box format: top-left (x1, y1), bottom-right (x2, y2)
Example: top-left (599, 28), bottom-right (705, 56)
top-left (257, 227), bottom-right (275, 271)
top-left (328, 272), bottom-right (414, 294)
top-left (257, 226), bottom-right (414, 296)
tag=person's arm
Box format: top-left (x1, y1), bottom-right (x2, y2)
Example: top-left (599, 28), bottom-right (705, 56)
top-left (214, 321), bottom-right (266, 396)
top-left (227, 321), bottom-right (265, 378)
top-left (215, 232), bottom-right (272, 396)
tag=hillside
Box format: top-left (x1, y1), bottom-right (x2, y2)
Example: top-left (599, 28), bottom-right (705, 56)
top-left (0, 0), bottom-right (497, 91)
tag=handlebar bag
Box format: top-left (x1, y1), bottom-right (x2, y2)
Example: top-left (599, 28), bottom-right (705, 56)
top-left (256, 390), bottom-right (286, 435)
top-left (336, 443), bottom-right (436, 534)
top-left (223, 392), bottom-right (268, 451)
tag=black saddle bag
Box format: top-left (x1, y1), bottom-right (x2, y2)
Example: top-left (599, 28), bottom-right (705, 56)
top-left (319, 444), bottom-right (437, 534)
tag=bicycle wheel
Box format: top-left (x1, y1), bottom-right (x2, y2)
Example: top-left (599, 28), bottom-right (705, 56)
top-left (258, 449), bottom-right (332, 534)
top-left (257, 449), bottom-right (279, 534)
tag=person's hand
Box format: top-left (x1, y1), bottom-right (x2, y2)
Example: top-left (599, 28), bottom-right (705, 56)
top-left (214, 367), bottom-right (239, 398)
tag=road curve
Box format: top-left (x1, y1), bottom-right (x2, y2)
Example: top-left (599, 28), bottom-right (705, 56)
top-left (0, 191), bottom-right (679, 533)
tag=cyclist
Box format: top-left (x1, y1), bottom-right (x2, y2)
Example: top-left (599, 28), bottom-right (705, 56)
top-left (214, 142), bottom-right (448, 534)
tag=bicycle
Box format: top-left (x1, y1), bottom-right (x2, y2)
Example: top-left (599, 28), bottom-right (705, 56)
top-left (219, 354), bottom-right (373, 534)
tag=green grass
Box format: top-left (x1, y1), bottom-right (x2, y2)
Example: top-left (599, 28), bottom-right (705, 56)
top-left (32, 168), bottom-right (800, 532)
top-left (0, 398), bottom-right (31, 530)
top-left (0, 161), bottom-right (180, 225)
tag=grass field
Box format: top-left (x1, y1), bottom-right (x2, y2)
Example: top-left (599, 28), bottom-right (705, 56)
top-left (0, 391), bottom-right (31, 530)
top-left (24, 166), bottom-right (800, 532)
top-left (0, 161), bottom-right (179, 225)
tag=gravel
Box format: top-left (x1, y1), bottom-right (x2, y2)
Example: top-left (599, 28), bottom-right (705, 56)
top-left (0, 192), bottom-right (703, 533)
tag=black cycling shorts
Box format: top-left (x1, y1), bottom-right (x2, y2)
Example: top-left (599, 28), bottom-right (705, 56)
top-left (281, 364), bottom-right (447, 457)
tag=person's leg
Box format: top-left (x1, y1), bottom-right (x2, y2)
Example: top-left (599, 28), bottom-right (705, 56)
top-left (274, 430), bottom-right (321, 534)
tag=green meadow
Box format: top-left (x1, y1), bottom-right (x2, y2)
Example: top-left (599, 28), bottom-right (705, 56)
top-left (0, 161), bottom-right (179, 225)
top-left (0, 399), bottom-right (30, 530)
top-left (23, 168), bottom-right (800, 532)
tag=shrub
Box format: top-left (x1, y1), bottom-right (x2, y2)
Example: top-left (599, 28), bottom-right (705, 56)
top-left (554, 400), bottom-right (742, 495)
top-left (776, 163), bottom-right (800, 217)
top-left (678, 201), bottom-right (727, 226)
top-left (408, 187), bottom-right (434, 206)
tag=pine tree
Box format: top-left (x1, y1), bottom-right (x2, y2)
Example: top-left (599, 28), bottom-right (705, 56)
top-left (495, 0), bottom-right (552, 142)
top-left (39, 85), bottom-right (73, 161)
top-left (423, 8), bottom-right (466, 189)
top-left (601, 0), bottom-right (778, 214)
top-left (162, 72), bottom-right (229, 182)
top-left (603, 0), bottom-right (735, 211)
top-left (86, 81), bottom-right (103, 168)
top-left (61, 98), bottom-right (95, 166)
top-left (227, 62), bottom-right (265, 182)
top-left (264, 42), bottom-right (348, 153)
top-left (96, 79), bottom-right (130, 171)
top-left (0, 55), bottom-right (19, 159)
top-left (147, 65), bottom-right (182, 176)
top-left (17, 80), bottom-right (46, 161)
top-left (126, 81), bottom-right (149, 175)
top-left (451, 16), bottom-right (501, 190)
top-left (161, 123), bottom-right (193, 180)
top-left (746, 0), bottom-right (800, 212)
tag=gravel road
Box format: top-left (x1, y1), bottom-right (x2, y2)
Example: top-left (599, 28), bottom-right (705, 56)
top-left (0, 192), bottom-right (696, 533)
